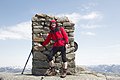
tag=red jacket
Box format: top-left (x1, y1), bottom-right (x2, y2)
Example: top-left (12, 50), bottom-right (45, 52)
top-left (42, 27), bottom-right (69, 47)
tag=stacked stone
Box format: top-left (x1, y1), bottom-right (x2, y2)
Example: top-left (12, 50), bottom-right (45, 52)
top-left (31, 13), bottom-right (76, 75)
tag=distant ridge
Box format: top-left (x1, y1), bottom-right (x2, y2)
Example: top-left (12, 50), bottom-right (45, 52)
top-left (0, 66), bottom-right (31, 73)
top-left (1, 65), bottom-right (120, 74)
top-left (88, 64), bottom-right (120, 74)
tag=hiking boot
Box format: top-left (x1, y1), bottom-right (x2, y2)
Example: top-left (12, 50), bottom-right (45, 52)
top-left (45, 67), bottom-right (56, 76)
top-left (60, 68), bottom-right (67, 78)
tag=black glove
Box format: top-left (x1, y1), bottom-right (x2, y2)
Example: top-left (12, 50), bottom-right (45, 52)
top-left (39, 42), bottom-right (43, 45)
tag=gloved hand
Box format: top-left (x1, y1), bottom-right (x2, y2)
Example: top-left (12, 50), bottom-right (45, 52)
top-left (65, 44), bottom-right (69, 48)
top-left (39, 42), bottom-right (43, 45)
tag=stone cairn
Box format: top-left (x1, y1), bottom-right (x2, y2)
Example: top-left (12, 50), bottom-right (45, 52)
top-left (31, 13), bottom-right (76, 75)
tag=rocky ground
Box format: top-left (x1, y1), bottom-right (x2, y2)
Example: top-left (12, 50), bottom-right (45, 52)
top-left (0, 66), bottom-right (120, 80)
top-left (0, 72), bottom-right (120, 80)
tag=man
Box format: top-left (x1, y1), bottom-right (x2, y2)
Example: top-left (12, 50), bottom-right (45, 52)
top-left (40, 20), bottom-right (69, 78)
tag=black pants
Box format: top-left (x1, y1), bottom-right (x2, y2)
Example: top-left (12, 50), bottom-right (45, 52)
top-left (48, 46), bottom-right (67, 62)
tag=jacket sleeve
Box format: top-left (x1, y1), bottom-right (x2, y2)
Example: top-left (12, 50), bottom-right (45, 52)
top-left (42, 33), bottom-right (51, 46)
top-left (60, 27), bottom-right (69, 44)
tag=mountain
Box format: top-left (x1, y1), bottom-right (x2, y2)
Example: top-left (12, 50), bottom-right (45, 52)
top-left (1, 65), bottom-right (120, 74)
top-left (88, 64), bottom-right (120, 77)
top-left (0, 66), bottom-right (31, 73)
top-left (88, 64), bottom-right (120, 73)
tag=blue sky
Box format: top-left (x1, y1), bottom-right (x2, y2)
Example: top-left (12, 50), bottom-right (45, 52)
top-left (0, 0), bottom-right (120, 67)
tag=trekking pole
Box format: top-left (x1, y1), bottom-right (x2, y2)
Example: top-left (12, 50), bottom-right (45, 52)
top-left (21, 49), bottom-right (33, 74)
top-left (21, 33), bottom-right (48, 74)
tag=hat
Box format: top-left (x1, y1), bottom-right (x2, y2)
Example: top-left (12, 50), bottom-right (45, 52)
top-left (50, 20), bottom-right (56, 23)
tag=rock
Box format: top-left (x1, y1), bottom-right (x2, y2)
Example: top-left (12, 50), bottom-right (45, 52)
top-left (32, 13), bottom-right (76, 75)
top-left (0, 77), bottom-right (4, 80)
top-left (33, 25), bottom-right (43, 29)
top-left (32, 51), bottom-right (47, 60)
top-left (31, 16), bottom-right (38, 21)
top-left (32, 60), bottom-right (49, 68)
top-left (35, 13), bottom-right (47, 18)
top-left (0, 72), bottom-right (117, 80)
top-left (63, 22), bottom-right (75, 27)
top-left (55, 16), bottom-right (69, 22)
